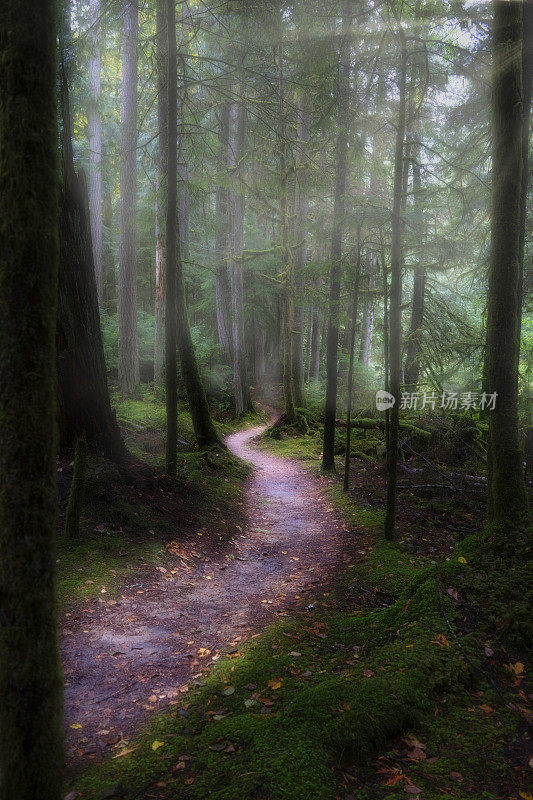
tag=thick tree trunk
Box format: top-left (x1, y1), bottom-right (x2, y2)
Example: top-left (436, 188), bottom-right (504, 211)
top-left (485, 0), bottom-right (528, 521)
top-left (215, 101), bottom-right (233, 364)
top-left (322, 2), bottom-right (352, 471)
top-left (166, 0), bottom-right (220, 450)
top-left (154, 0), bottom-right (167, 385)
top-left (0, 3), bottom-right (63, 796)
top-left (118, 0), bottom-right (139, 395)
top-left (58, 64), bottom-right (125, 462)
top-left (384, 25), bottom-right (407, 541)
top-left (88, 0), bottom-right (103, 305)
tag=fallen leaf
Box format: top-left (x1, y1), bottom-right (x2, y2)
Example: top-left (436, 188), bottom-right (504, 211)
top-left (478, 704), bottom-right (493, 714)
top-left (173, 761), bottom-right (186, 771)
top-left (268, 679), bottom-right (282, 690)
top-left (363, 669), bottom-right (374, 678)
top-left (70, 723), bottom-right (82, 730)
top-left (404, 786), bottom-right (423, 794)
top-left (112, 746), bottom-right (137, 758)
top-left (151, 740), bottom-right (165, 751)
top-left (458, 556), bottom-right (467, 564)
top-left (223, 686), bottom-right (235, 696)
top-left (197, 648), bottom-right (211, 658)
top-left (449, 771), bottom-right (463, 782)
top-left (508, 661), bottom-right (525, 675)
top-left (484, 646), bottom-right (494, 657)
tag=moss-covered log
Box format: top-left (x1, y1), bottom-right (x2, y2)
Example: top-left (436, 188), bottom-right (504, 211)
top-left (336, 418), bottom-right (432, 439)
top-left (0, 2), bottom-right (64, 797)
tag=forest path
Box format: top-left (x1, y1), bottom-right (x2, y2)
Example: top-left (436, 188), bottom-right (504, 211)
top-left (63, 424), bottom-right (347, 772)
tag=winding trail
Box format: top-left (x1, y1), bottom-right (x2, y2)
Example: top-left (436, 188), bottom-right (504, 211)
top-left (63, 425), bottom-right (346, 771)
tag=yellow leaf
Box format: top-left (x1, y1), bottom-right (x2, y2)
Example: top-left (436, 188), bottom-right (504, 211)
top-left (510, 661), bottom-right (525, 675)
top-left (519, 792), bottom-right (533, 800)
top-left (268, 679), bottom-right (282, 690)
top-left (70, 723), bottom-right (82, 729)
top-left (152, 740), bottom-right (165, 751)
top-left (458, 556), bottom-right (467, 564)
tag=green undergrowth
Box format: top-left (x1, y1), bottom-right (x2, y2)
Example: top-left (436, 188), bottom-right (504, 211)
top-left (70, 515), bottom-right (531, 800)
top-left (57, 394), bottom-right (256, 604)
top-left (68, 418), bottom-right (530, 798)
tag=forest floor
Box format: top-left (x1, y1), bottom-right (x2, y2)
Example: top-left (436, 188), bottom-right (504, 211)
top-left (62, 423), bottom-right (350, 772)
top-left (65, 404), bottom-right (532, 800)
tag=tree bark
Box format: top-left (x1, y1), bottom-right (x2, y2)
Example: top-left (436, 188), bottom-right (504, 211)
top-left (0, 2), bottom-right (63, 796)
top-left (118, 0), bottom-right (140, 395)
top-left (154, 0), bottom-right (167, 385)
top-left (58, 63), bottom-right (125, 462)
top-left (228, 96), bottom-right (251, 415)
top-left (344, 233), bottom-right (361, 492)
top-left (88, 0), bottom-right (103, 305)
top-left (485, 0), bottom-right (528, 522)
top-left (403, 159), bottom-right (425, 390)
top-left (166, 0), bottom-right (220, 450)
top-left (322, 2), bottom-right (352, 471)
top-left (215, 100), bottom-right (233, 364)
top-left (309, 279), bottom-right (322, 381)
top-left (292, 92), bottom-right (311, 408)
top-left (384, 22), bottom-right (407, 541)
top-left (358, 251), bottom-right (376, 367)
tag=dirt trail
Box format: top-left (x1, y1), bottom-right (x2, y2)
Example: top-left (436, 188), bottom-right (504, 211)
top-left (63, 425), bottom-right (346, 771)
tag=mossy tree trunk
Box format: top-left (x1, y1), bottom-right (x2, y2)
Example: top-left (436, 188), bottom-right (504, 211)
top-left (485, 0), bottom-right (528, 522)
top-left (384, 21), bottom-right (407, 541)
top-left (322, 1), bottom-right (353, 471)
top-left (0, 1), bottom-right (64, 797)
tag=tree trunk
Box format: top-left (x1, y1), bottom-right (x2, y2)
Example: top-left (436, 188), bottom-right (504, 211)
top-left (485, 0), bottom-right (528, 522)
top-left (154, 0), bottom-right (167, 385)
top-left (215, 100), bottom-right (233, 364)
top-left (403, 147), bottom-right (426, 389)
top-left (228, 96), bottom-right (251, 415)
top-left (165, 0), bottom-right (178, 474)
top-left (166, 0), bottom-right (220, 450)
top-left (322, 2), bottom-right (352, 471)
top-left (358, 251), bottom-right (376, 367)
top-left (118, 0), bottom-right (139, 395)
top-left (384, 23), bottom-right (407, 541)
top-left (88, 0), bottom-right (103, 305)
top-left (58, 64), bottom-right (126, 462)
top-left (344, 234), bottom-right (361, 492)
top-left (309, 279), bottom-right (322, 381)
top-left (292, 92), bottom-right (310, 408)
top-left (0, 2), bottom-right (63, 796)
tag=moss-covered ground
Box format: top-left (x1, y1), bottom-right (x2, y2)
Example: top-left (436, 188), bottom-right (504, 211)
top-left (57, 388), bottom-right (259, 603)
top-left (67, 419), bottom-right (532, 800)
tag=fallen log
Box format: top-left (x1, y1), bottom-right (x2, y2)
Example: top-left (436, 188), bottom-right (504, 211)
top-left (336, 418), bottom-right (432, 439)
